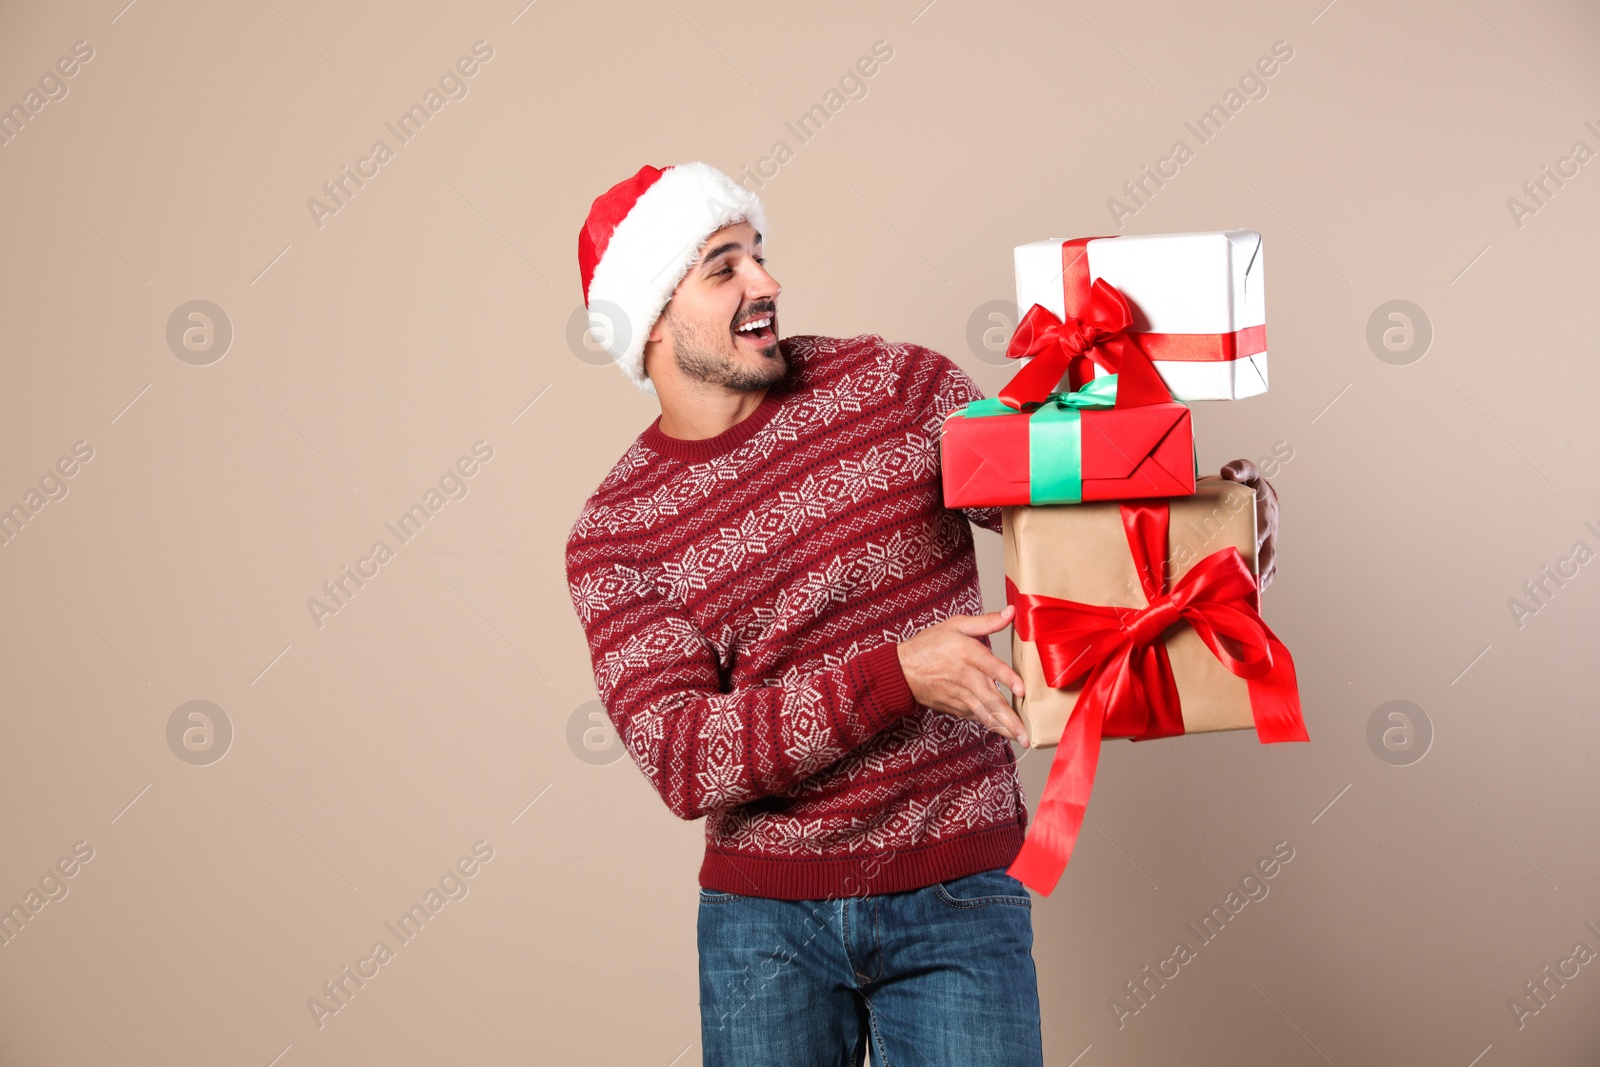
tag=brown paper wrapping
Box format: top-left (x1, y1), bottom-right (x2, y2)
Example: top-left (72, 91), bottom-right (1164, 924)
top-left (1002, 477), bottom-right (1260, 749)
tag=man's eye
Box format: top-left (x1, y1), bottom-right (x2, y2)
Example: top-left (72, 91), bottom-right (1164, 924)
top-left (717, 267), bottom-right (732, 275)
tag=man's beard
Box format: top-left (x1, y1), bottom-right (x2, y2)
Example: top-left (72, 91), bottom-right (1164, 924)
top-left (664, 307), bottom-right (785, 392)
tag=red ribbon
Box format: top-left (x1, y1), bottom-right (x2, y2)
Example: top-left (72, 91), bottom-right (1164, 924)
top-left (1004, 503), bottom-right (1308, 896)
top-left (1000, 237), bottom-right (1267, 410)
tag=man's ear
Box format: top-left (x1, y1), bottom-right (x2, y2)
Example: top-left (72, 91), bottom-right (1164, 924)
top-left (647, 303), bottom-right (671, 344)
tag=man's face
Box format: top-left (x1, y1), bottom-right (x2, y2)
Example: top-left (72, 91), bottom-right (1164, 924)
top-left (652, 221), bottom-right (783, 392)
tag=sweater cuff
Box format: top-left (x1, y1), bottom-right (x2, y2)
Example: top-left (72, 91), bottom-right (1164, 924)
top-left (848, 640), bottom-right (920, 737)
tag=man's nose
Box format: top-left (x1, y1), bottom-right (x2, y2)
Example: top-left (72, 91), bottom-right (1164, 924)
top-left (748, 263), bottom-right (780, 300)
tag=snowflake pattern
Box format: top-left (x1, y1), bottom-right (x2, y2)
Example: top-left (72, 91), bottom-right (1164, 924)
top-left (569, 562), bottom-right (658, 627)
top-left (709, 509), bottom-right (773, 571)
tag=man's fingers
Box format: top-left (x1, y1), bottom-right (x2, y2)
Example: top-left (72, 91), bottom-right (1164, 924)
top-left (950, 604), bottom-right (1016, 637)
top-left (981, 652), bottom-right (1025, 697)
top-left (1220, 458), bottom-right (1260, 485)
top-left (964, 695), bottom-right (1003, 735)
top-left (947, 615), bottom-right (1027, 694)
top-left (964, 668), bottom-right (1028, 742)
top-left (915, 612), bottom-right (1031, 740)
top-left (972, 697), bottom-right (1024, 743)
top-left (986, 697), bottom-right (1028, 744)
top-left (958, 647), bottom-right (1026, 700)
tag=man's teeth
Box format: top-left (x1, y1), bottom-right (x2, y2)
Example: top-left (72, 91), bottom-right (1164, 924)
top-left (735, 316), bottom-right (773, 333)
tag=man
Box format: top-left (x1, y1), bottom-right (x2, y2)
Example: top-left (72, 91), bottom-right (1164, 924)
top-left (565, 161), bottom-right (1279, 1066)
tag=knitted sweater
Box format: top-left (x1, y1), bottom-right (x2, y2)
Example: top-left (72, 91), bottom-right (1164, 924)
top-left (565, 333), bottom-right (1028, 900)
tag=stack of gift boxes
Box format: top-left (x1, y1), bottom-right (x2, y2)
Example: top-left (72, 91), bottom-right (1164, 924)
top-left (939, 231), bottom-right (1310, 896)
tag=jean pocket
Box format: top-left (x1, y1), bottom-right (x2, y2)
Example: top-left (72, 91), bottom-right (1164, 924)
top-left (699, 887), bottom-right (738, 904)
top-left (933, 867), bottom-right (1032, 909)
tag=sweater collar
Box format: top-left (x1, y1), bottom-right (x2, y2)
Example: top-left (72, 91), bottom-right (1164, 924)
top-left (641, 385), bottom-right (788, 463)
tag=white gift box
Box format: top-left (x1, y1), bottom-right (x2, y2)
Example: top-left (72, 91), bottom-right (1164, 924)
top-left (1013, 230), bottom-right (1268, 401)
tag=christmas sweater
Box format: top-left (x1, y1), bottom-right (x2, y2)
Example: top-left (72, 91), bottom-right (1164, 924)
top-left (565, 333), bottom-right (1028, 900)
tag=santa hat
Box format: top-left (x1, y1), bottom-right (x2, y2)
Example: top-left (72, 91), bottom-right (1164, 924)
top-left (578, 162), bottom-right (769, 396)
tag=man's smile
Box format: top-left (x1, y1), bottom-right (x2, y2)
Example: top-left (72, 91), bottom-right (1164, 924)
top-left (733, 311), bottom-right (777, 348)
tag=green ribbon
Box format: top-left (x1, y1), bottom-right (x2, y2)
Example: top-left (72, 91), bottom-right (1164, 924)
top-left (958, 375), bottom-right (1120, 504)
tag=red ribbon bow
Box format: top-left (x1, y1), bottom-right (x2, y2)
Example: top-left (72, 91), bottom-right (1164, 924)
top-left (1000, 237), bottom-right (1173, 411)
top-left (1004, 503), bottom-right (1308, 896)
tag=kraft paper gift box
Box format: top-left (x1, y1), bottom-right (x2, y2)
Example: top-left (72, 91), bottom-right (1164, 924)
top-left (1013, 230), bottom-right (1268, 401)
top-left (997, 477), bottom-right (1309, 895)
top-left (1003, 478), bottom-right (1264, 746)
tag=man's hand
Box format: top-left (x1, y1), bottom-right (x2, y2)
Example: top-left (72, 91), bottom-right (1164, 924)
top-left (897, 605), bottom-right (1029, 744)
top-left (1219, 459), bottom-right (1279, 592)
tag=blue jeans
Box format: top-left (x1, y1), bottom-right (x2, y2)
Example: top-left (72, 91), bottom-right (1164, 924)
top-left (697, 867), bottom-right (1044, 1066)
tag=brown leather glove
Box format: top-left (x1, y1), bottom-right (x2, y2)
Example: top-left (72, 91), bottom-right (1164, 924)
top-left (1219, 459), bottom-right (1278, 592)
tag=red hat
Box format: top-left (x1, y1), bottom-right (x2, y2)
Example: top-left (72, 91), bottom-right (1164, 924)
top-left (578, 162), bottom-right (769, 395)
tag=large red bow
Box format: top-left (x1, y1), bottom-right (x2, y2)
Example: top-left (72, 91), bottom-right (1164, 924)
top-left (1001, 284), bottom-right (1171, 411)
top-left (1000, 237), bottom-right (1173, 411)
top-left (1004, 503), bottom-right (1308, 896)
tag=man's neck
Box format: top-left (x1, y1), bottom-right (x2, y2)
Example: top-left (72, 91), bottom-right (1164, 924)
top-left (656, 386), bottom-right (769, 441)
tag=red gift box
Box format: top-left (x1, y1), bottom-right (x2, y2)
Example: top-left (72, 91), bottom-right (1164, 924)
top-left (940, 397), bottom-right (1194, 507)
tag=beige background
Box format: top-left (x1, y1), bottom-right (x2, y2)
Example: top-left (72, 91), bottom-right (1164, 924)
top-left (2, 0), bottom-right (1597, 1063)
